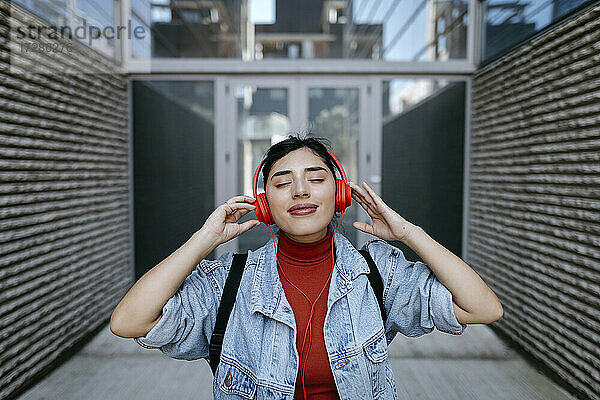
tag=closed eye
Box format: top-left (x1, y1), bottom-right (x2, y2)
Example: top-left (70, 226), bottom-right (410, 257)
top-left (275, 179), bottom-right (324, 188)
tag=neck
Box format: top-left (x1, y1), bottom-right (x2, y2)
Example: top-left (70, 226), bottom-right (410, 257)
top-left (277, 225), bottom-right (333, 265)
top-left (281, 226), bottom-right (329, 243)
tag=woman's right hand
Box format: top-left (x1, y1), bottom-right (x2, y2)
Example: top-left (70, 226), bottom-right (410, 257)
top-left (200, 195), bottom-right (261, 248)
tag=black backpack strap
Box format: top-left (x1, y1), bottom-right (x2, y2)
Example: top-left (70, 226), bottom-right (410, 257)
top-left (209, 253), bottom-right (247, 375)
top-left (359, 249), bottom-right (387, 326)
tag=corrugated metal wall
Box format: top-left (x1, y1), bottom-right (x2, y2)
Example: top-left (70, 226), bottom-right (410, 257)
top-left (469, 3), bottom-right (600, 399)
top-left (0, 3), bottom-right (130, 400)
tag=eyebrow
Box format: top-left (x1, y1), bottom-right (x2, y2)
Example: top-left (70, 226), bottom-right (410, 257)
top-left (270, 166), bottom-right (328, 181)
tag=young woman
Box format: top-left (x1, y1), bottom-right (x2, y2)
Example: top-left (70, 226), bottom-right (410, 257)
top-left (111, 134), bottom-right (503, 400)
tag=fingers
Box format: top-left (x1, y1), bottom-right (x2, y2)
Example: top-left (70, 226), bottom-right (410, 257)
top-left (353, 221), bottom-right (374, 234)
top-left (239, 219), bottom-right (261, 234)
top-left (223, 202), bottom-right (256, 222)
top-left (360, 181), bottom-right (383, 206)
top-left (349, 181), bottom-right (370, 203)
top-left (350, 181), bottom-right (386, 212)
top-left (349, 181), bottom-right (377, 214)
top-left (222, 195), bottom-right (257, 216)
top-left (226, 195), bottom-right (256, 204)
top-left (224, 202), bottom-right (256, 212)
top-left (225, 206), bottom-right (253, 222)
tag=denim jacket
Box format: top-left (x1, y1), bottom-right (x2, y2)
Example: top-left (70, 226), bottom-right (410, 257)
top-left (134, 227), bottom-right (467, 399)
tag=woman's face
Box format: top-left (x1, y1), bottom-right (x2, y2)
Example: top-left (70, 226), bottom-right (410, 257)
top-left (265, 148), bottom-right (336, 243)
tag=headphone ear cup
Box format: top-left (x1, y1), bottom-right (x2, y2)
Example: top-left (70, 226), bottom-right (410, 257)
top-left (335, 179), bottom-right (352, 212)
top-left (255, 192), bottom-right (274, 225)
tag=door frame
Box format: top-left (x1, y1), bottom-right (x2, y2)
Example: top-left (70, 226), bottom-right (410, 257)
top-left (215, 75), bottom-right (381, 256)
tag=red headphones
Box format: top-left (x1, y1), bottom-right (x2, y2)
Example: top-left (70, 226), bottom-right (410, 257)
top-left (251, 149), bottom-right (351, 400)
top-left (252, 150), bottom-right (352, 224)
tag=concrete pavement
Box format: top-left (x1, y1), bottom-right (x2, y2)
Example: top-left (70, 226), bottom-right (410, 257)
top-left (16, 323), bottom-right (576, 400)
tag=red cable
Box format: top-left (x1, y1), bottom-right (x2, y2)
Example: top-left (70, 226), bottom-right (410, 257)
top-left (267, 210), bottom-right (345, 400)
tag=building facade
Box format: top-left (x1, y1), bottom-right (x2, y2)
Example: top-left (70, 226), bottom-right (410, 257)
top-left (1, 0), bottom-right (598, 399)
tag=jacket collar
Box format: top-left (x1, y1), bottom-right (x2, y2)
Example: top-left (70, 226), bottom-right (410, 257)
top-left (250, 227), bottom-right (370, 320)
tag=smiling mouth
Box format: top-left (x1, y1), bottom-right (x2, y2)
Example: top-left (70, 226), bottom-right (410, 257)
top-left (288, 206), bottom-right (318, 215)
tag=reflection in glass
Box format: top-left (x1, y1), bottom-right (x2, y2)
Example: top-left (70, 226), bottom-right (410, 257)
top-left (308, 88), bottom-right (359, 247)
top-left (235, 87), bottom-right (291, 251)
top-left (482, 0), bottom-right (589, 63)
top-left (149, 0), bottom-right (246, 58)
top-left (383, 79), bottom-right (451, 121)
top-left (13, 0), bottom-right (117, 59)
top-left (132, 0), bottom-right (468, 61)
top-left (14, 0), bottom-right (69, 26)
top-left (131, 13), bottom-right (152, 59)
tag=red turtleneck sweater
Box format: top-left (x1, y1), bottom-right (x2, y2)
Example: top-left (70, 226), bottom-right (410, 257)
top-left (277, 227), bottom-right (341, 400)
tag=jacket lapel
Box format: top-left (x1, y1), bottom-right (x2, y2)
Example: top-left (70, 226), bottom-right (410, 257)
top-left (249, 227), bottom-right (370, 328)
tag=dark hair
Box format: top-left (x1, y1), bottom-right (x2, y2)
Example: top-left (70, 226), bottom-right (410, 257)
top-left (260, 132), bottom-right (344, 232)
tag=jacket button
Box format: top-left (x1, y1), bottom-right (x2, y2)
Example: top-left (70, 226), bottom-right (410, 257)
top-left (283, 306), bottom-right (290, 312)
top-left (224, 371), bottom-right (232, 387)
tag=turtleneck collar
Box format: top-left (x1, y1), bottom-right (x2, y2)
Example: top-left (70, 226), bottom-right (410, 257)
top-left (277, 227), bottom-right (333, 265)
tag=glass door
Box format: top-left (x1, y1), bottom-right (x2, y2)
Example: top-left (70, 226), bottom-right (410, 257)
top-left (216, 77), bottom-right (377, 256)
top-left (235, 82), bottom-right (293, 252)
top-left (305, 86), bottom-right (360, 246)
top-left (298, 78), bottom-right (377, 250)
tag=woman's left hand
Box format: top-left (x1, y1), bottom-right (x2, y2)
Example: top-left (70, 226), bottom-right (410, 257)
top-left (348, 181), bottom-right (418, 242)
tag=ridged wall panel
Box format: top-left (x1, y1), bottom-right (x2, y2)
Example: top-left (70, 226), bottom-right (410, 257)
top-left (0, 3), bottom-right (130, 399)
top-left (469, 4), bottom-right (600, 399)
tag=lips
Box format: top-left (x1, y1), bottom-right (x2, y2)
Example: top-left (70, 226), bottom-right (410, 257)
top-left (288, 203), bottom-right (318, 214)
top-left (288, 207), bottom-right (318, 216)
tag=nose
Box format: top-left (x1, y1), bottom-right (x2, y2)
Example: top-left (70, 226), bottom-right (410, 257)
top-left (292, 179), bottom-right (310, 198)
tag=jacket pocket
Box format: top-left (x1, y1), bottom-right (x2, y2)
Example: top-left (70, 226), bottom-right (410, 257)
top-left (363, 330), bottom-right (387, 399)
top-left (218, 358), bottom-right (258, 399)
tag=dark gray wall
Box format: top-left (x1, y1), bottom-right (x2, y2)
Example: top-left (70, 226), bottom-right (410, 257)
top-left (470, 3), bottom-right (600, 399)
top-left (132, 81), bottom-right (215, 280)
top-left (382, 82), bottom-right (465, 262)
top-left (0, 3), bottom-right (130, 400)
